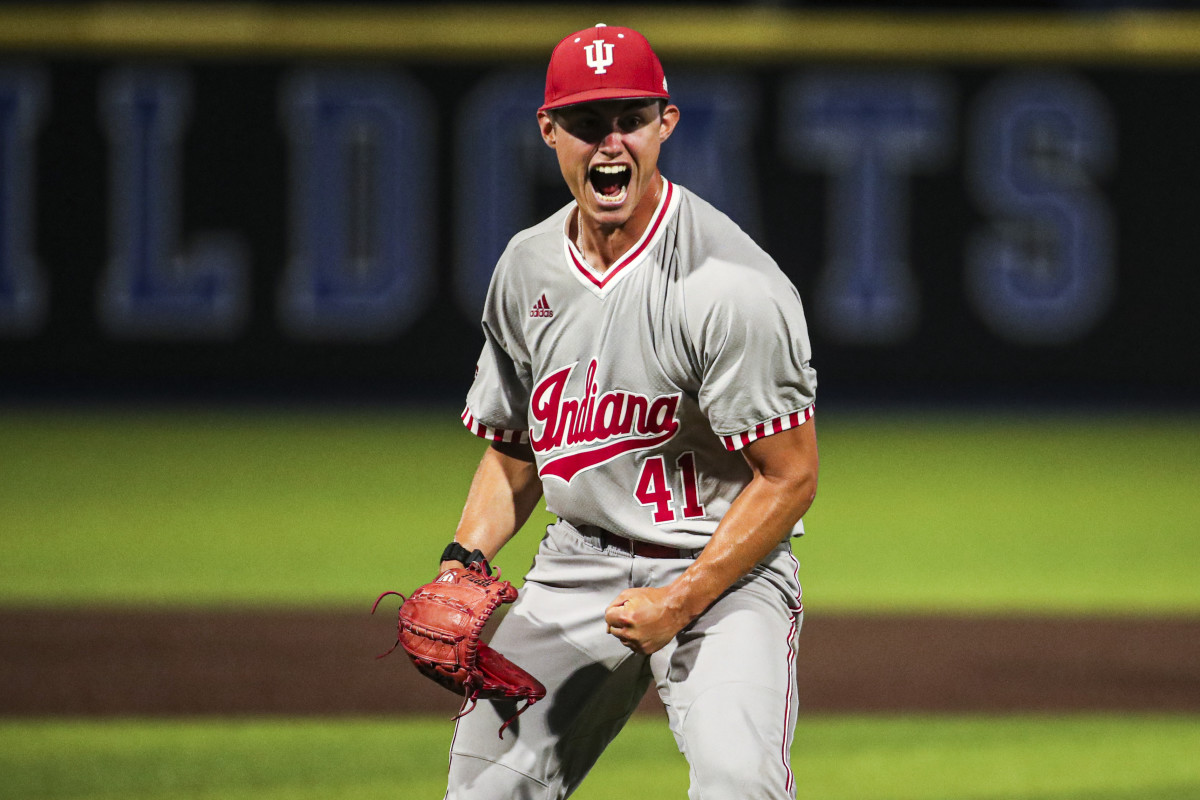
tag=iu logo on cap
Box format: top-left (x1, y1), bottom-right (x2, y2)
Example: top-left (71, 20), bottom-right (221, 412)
top-left (584, 39), bottom-right (615, 74)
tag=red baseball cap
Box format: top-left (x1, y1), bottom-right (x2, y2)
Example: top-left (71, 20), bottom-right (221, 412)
top-left (540, 23), bottom-right (670, 112)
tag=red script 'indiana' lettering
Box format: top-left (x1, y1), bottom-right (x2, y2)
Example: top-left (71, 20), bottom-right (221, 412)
top-left (529, 360), bottom-right (680, 482)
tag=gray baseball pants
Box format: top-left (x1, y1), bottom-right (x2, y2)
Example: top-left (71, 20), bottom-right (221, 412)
top-left (444, 519), bottom-right (804, 800)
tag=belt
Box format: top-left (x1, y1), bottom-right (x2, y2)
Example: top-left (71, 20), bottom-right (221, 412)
top-left (596, 530), bottom-right (698, 559)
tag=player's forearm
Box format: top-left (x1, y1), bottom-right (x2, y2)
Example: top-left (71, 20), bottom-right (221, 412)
top-left (666, 423), bottom-right (818, 621)
top-left (667, 470), bottom-right (815, 619)
top-left (449, 441), bottom-right (543, 565)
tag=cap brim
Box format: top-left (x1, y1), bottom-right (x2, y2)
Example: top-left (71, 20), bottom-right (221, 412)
top-left (539, 87), bottom-right (670, 113)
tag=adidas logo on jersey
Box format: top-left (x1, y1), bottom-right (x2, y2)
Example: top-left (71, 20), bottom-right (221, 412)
top-left (530, 294), bottom-right (554, 318)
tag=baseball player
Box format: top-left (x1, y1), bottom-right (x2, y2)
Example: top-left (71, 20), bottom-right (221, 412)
top-left (441, 23), bottom-right (818, 800)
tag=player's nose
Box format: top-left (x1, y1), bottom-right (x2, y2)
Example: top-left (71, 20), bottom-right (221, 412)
top-left (598, 128), bottom-right (624, 153)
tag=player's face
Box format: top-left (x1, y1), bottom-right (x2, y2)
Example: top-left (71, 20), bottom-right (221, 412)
top-left (539, 99), bottom-right (679, 229)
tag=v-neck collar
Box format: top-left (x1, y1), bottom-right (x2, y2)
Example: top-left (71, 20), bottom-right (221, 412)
top-left (563, 178), bottom-right (678, 298)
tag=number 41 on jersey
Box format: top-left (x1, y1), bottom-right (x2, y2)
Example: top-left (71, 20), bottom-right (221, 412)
top-left (635, 452), bottom-right (705, 524)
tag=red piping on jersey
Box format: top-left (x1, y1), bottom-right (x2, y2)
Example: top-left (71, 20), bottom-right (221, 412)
top-left (781, 613), bottom-right (799, 794)
top-left (721, 404), bottom-right (815, 452)
top-left (568, 179), bottom-right (674, 290)
top-left (780, 549), bottom-right (803, 795)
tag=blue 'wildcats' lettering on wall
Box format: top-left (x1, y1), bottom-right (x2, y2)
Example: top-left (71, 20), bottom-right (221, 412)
top-left (782, 72), bottom-right (953, 345)
top-left (98, 68), bottom-right (248, 339)
top-left (966, 72), bottom-right (1115, 344)
top-left (0, 68), bottom-right (47, 336)
top-left (280, 70), bottom-right (434, 340)
top-left (657, 73), bottom-right (763, 240)
top-left (453, 70), bottom-right (557, 318)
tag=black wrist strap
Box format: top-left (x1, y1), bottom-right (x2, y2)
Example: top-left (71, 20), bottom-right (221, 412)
top-left (440, 542), bottom-right (491, 575)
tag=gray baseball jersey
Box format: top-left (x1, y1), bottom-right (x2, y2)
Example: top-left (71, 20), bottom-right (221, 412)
top-left (449, 178), bottom-right (815, 800)
top-left (462, 178), bottom-right (817, 551)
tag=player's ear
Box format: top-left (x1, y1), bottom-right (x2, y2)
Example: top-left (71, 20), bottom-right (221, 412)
top-left (538, 111), bottom-right (557, 148)
top-left (658, 104), bottom-right (680, 143)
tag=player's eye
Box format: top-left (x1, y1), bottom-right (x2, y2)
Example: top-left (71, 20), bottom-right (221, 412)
top-left (620, 115), bottom-right (646, 132)
top-left (570, 116), bottom-right (603, 136)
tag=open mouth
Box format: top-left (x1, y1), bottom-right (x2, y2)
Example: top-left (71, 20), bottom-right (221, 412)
top-left (588, 164), bottom-right (631, 206)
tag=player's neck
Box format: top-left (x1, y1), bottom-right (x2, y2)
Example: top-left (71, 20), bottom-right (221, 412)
top-left (574, 174), bottom-right (663, 273)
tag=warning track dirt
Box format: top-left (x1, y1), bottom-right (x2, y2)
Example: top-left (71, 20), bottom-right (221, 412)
top-left (2, 610), bottom-right (1197, 715)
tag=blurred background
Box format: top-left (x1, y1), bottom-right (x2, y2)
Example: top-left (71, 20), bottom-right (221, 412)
top-left (2, 3), bottom-right (1200, 798)
top-left (2, 0), bottom-right (1198, 409)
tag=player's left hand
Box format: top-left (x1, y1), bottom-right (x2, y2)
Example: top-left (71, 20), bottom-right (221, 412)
top-left (604, 587), bottom-right (692, 655)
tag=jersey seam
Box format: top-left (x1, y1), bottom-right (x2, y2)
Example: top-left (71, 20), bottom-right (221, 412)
top-left (445, 751), bottom-right (550, 788)
top-left (671, 681), bottom-right (792, 739)
top-left (673, 203), bottom-right (704, 392)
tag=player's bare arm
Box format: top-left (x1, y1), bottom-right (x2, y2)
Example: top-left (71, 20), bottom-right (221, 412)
top-left (604, 420), bottom-right (819, 654)
top-left (441, 440), bottom-right (543, 573)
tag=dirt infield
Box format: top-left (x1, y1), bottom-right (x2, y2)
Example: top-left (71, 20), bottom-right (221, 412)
top-left (1, 609), bottom-right (1198, 716)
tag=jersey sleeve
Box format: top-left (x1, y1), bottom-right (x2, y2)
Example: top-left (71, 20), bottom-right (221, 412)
top-left (689, 258), bottom-right (817, 451)
top-left (462, 257), bottom-right (532, 444)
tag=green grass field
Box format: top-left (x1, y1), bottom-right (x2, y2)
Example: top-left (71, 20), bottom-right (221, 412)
top-left (2, 407), bottom-right (1198, 613)
top-left (3, 407), bottom-right (1198, 799)
top-left (2, 715), bottom-right (1199, 800)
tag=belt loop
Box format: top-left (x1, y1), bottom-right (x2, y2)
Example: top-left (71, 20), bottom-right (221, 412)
top-left (573, 522), bottom-right (608, 553)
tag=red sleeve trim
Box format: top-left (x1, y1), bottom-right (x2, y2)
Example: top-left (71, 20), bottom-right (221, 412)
top-left (720, 405), bottom-right (814, 452)
top-left (461, 407), bottom-right (530, 444)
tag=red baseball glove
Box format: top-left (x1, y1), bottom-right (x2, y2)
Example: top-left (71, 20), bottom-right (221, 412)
top-left (372, 563), bottom-right (545, 737)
